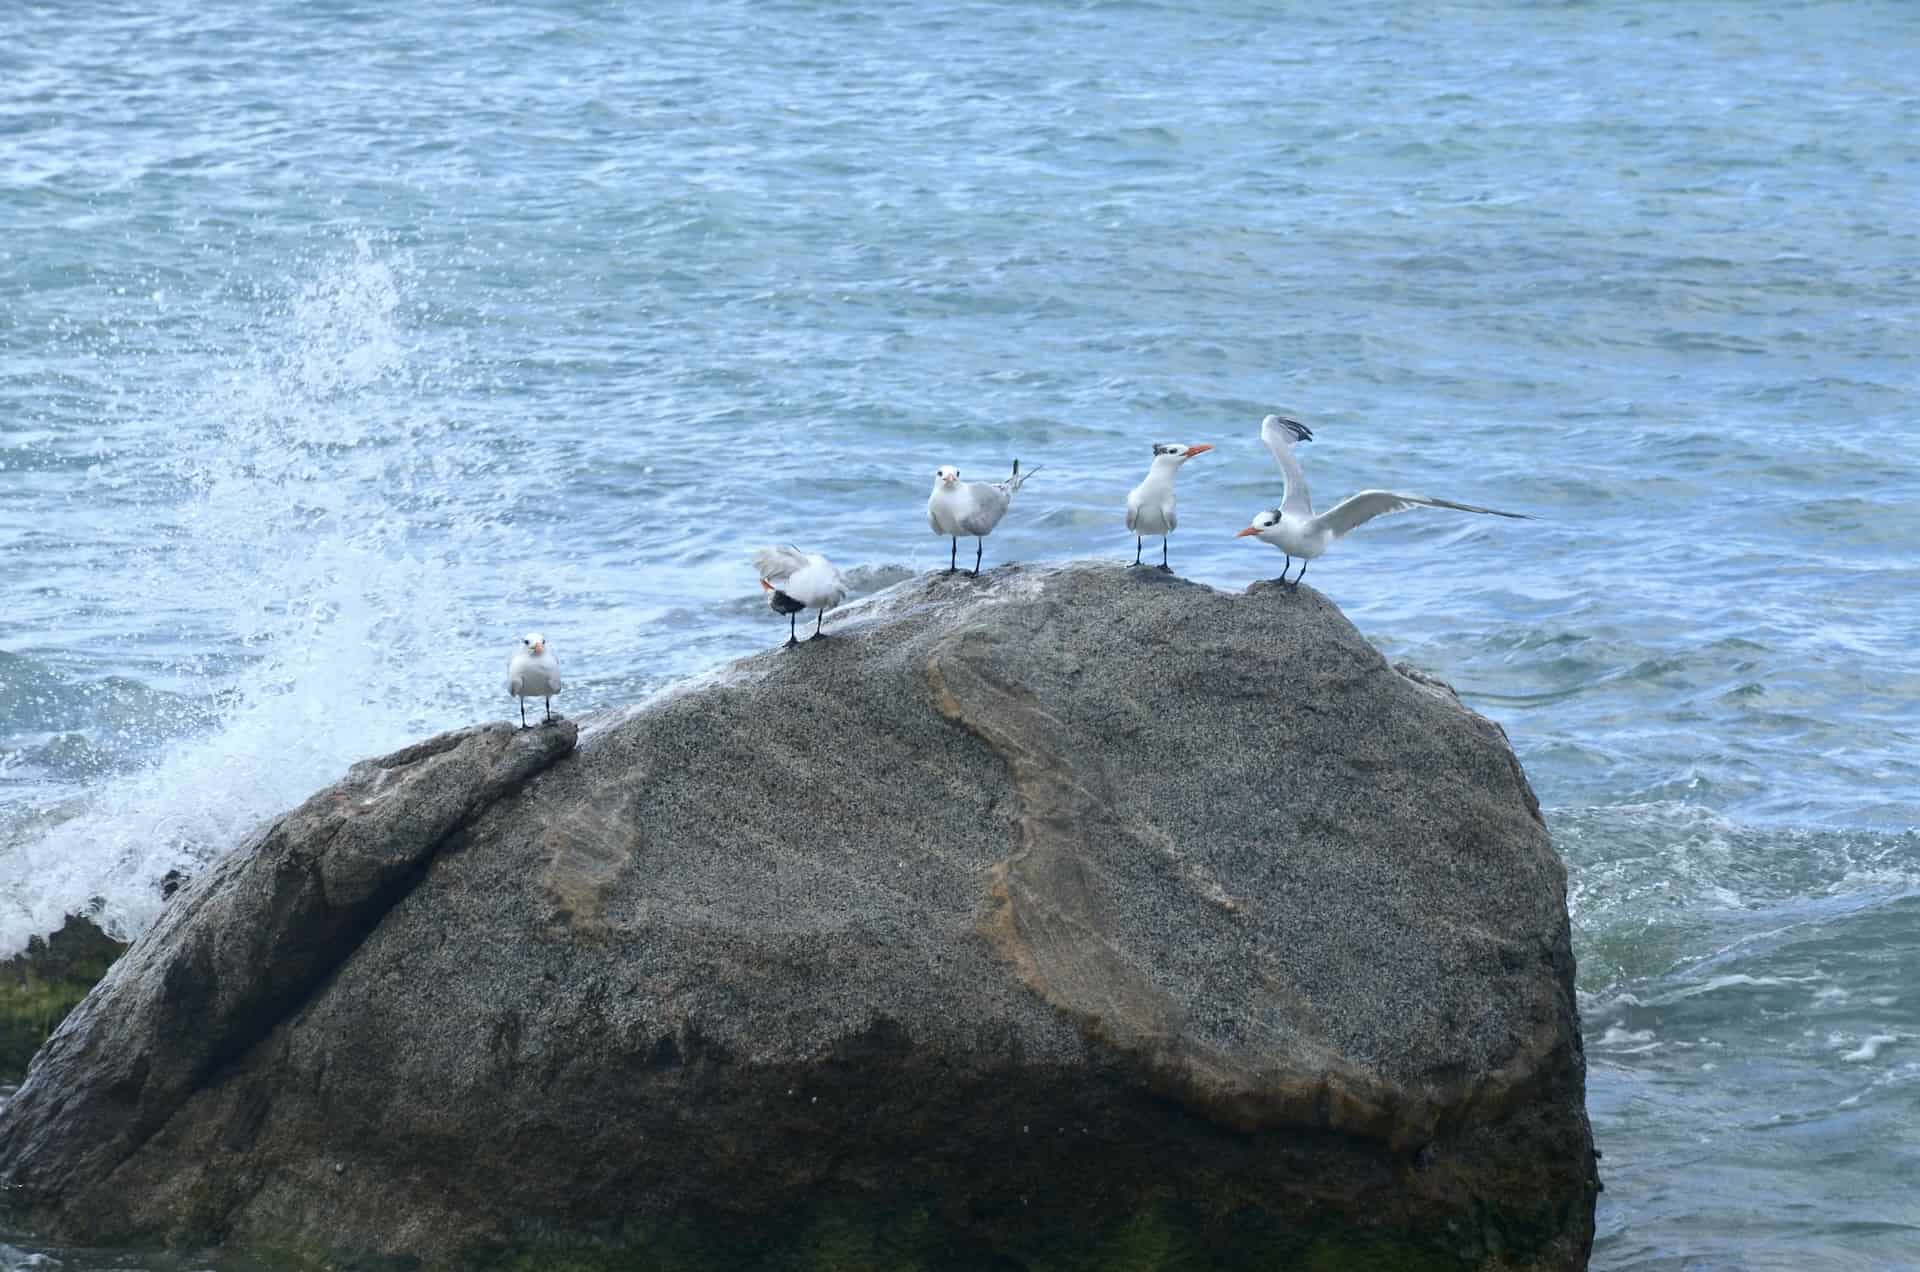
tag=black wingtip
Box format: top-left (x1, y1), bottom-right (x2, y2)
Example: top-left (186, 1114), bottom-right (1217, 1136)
top-left (1284, 417), bottom-right (1313, 443)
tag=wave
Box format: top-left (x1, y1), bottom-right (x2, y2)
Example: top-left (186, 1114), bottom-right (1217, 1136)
top-left (0, 239), bottom-right (533, 955)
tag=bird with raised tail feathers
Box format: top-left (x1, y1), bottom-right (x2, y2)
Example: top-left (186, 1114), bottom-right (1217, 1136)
top-left (506, 633), bottom-right (562, 728)
top-left (927, 459), bottom-right (1039, 577)
top-left (1236, 414), bottom-right (1532, 588)
top-left (1125, 442), bottom-right (1212, 573)
top-left (753, 545), bottom-right (848, 647)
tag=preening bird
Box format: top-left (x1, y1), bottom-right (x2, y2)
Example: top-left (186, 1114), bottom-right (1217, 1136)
top-left (752, 545), bottom-right (849, 647)
top-left (927, 459), bottom-right (1039, 577)
top-left (1235, 414), bottom-right (1531, 588)
top-left (506, 633), bottom-right (562, 727)
top-left (1125, 442), bottom-right (1212, 573)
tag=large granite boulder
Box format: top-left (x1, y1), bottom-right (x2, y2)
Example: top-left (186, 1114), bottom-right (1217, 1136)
top-left (0, 562), bottom-right (1597, 1269)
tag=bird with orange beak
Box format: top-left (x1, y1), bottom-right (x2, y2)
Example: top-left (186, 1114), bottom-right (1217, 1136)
top-left (752, 544), bottom-right (849, 647)
top-left (926, 458), bottom-right (1039, 577)
top-left (506, 632), bottom-right (562, 727)
top-left (1234, 413), bottom-right (1530, 589)
top-left (1125, 441), bottom-right (1212, 573)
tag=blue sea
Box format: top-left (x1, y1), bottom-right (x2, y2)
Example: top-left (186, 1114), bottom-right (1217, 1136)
top-left (2, 1), bottom-right (1916, 1267)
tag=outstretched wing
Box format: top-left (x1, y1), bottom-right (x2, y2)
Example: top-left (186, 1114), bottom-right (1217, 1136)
top-left (1260, 415), bottom-right (1314, 519)
top-left (1314, 489), bottom-right (1532, 539)
top-left (750, 543), bottom-right (811, 584)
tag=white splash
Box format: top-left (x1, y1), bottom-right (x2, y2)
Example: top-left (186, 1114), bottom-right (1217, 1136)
top-left (0, 242), bottom-right (534, 954)
top-left (1840, 1035), bottom-right (1899, 1064)
top-left (1596, 1024), bottom-right (1658, 1051)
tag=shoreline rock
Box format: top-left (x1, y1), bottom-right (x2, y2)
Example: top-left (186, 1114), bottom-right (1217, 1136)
top-left (0, 915), bottom-right (126, 1083)
top-left (0, 562), bottom-right (1597, 1268)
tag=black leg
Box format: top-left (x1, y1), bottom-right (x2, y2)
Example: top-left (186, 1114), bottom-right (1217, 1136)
top-left (1291, 560), bottom-right (1308, 591)
top-left (1276, 555), bottom-right (1294, 586)
top-left (519, 698), bottom-right (526, 729)
top-left (947, 537), bottom-right (957, 574)
top-left (1133, 536), bottom-right (1142, 566)
top-left (785, 611), bottom-right (799, 647)
top-left (812, 607), bottom-right (828, 639)
top-left (1157, 536), bottom-right (1172, 573)
top-left (544, 696), bottom-right (553, 722)
top-left (971, 538), bottom-right (983, 577)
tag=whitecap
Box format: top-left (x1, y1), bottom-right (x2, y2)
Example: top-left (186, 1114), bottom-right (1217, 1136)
top-left (1841, 1036), bottom-right (1899, 1063)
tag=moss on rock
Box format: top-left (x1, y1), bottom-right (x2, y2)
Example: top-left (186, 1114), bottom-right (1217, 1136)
top-left (0, 914), bottom-right (124, 1082)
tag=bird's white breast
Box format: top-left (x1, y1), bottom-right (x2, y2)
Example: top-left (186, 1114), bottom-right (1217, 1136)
top-left (507, 651), bottom-right (562, 697)
top-left (1261, 516), bottom-right (1329, 559)
top-left (927, 485), bottom-right (969, 536)
top-left (1127, 481), bottom-right (1175, 535)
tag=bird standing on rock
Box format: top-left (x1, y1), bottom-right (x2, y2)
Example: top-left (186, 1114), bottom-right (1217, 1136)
top-left (1125, 442), bottom-right (1212, 573)
top-left (506, 633), bottom-right (562, 727)
top-left (927, 459), bottom-right (1039, 577)
top-left (753, 545), bottom-right (849, 647)
top-left (1236, 413), bottom-right (1532, 588)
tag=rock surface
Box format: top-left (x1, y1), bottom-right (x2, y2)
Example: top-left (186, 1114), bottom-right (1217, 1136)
top-left (0, 562), bottom-right (1596, 1268)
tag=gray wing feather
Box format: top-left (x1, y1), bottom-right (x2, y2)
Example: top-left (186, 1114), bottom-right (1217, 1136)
top-left (958, 483), bottom-right (1011, 536)
top-left (751, 543), bottom-right (811, 583)
top-left (1261, 416), bottom-right (1314, 519)
top-left (1316, 489), bottom-right (1531, 538)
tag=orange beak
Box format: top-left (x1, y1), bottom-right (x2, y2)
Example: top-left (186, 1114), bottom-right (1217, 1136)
top-left (1234, 526), bottom-right (1262, 538)
top-left (759, 579), bottom-right (774, 591)
top-left (532, 642), bottom-right (545, 654)
top-left (1185, 444), bottom-right (1213, 457)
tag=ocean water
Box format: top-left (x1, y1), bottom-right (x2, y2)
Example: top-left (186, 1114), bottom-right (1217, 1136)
top-left (2, 0), bottom-right (1916, 1267)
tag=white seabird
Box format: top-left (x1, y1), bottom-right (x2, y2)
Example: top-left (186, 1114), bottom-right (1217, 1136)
top-left (752, 545), bottom-right (849, 647)
top-left (506, 632), bottom-right (562, 727)
top-left (1124, 441), bottom-right (1212, 573)
top-left (1236, 414), bottom-right (1531, 588)
top-left (927, 459), bottom-right (1039, 577)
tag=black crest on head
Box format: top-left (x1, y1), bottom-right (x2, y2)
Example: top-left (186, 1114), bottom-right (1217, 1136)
top-left (1152, 443), bottom-right (1178, 456)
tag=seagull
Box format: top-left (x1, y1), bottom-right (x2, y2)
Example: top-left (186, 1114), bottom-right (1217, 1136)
top-left (1125, 442), bottom-right (1212, 572)
top-left (927, 459), bottom-right (1039, 577)
top-left (753, 545), bottom-right (849, 646)
top-left (506, 633), bottom-right (562, 728)
top-left (1236, 414), bottom-right (1531, 588)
